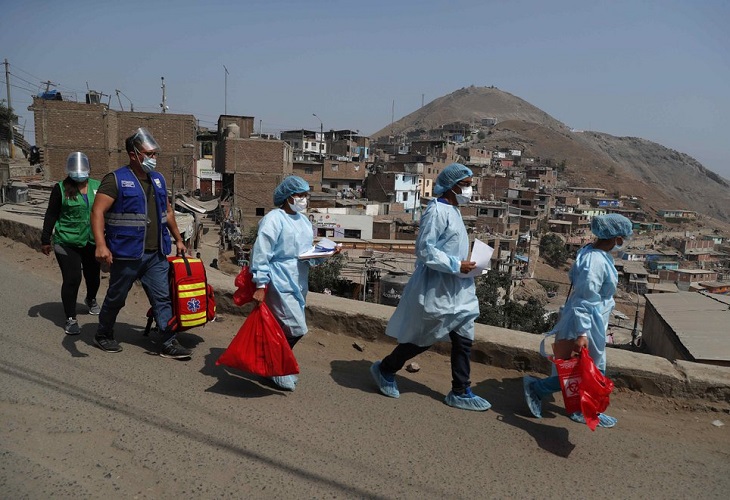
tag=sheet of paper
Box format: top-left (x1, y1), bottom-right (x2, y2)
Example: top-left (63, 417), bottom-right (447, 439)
top-left (298, 246), bottom-right (337, 260)
top-left (457, 239), bottom-right (493, 278)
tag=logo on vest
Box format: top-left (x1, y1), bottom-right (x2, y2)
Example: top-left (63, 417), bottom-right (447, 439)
top-left (187, 298), bottom-right (201, 313)
top-left (121, 180), bottom-right (135, 188)
top-left (154, 178), bottom-right (162, 189)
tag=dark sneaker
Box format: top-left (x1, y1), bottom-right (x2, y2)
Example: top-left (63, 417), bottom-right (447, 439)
top-left (160, 339), bottom-right (192, 359)
top-left (85, 298), bottom-right (101, 315)
top-left (94, 335), bottom-right (122, 353)
top-left (64, 317), bottom-right (81, 335)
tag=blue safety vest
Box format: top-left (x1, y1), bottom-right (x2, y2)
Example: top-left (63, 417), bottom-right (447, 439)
top-left (104, 166), bottom-right (171, 259)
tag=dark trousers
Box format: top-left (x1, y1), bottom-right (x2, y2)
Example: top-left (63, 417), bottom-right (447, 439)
top-left (287, 336), bottom-right (302, 350)
top-left (381, 331), bottom-right (473, 393)
top-left (54, 243), bottom-right (100, 319)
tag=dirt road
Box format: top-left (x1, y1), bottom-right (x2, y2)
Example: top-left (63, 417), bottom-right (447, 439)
top-left (1, 237), bottom-right (728, 499)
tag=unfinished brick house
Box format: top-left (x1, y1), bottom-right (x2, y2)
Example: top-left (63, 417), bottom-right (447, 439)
top-left (29, 96), bottom-right (196, 189)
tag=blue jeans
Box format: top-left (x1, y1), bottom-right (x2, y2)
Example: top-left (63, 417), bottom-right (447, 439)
top-left (97, 251), bottom-right (175, 345)
top-left (532, 365), bottom-right (561, 398)
top-left (532, 365), bottom-right (608, 399)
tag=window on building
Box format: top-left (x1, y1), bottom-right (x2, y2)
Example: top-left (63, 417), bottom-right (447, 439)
top-left (305, 167), bottom-right (313, 175)
top-left (330, 182), bottom-right (337, 189)
top-left (344, 229), bottom-right (361, 238)
top-left (349, 182), bottom-right (356, 189)
top-left (403, 192), bottom-right (409, 201)
top-left (201, 142), bottom-right (213, 157)
top-left (331, 163), bottom-right (339, 171)
top-left (256, 207), bottom-right (264, 216)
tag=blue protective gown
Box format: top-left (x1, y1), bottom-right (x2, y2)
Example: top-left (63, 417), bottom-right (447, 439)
top-left (550, 244), bottom-right (618, 371)
top-left (251, 209), bottom-right (317, 338)
top-left (385, 199), bottom-right (479, 347)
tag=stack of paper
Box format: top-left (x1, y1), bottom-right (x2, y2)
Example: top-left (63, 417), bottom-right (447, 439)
top-left (457, 239), bottom-right (493, 278)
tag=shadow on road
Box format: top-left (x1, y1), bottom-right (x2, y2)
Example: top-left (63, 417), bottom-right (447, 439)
top-left (329, 359), bottom-right (444, 404)
top-left (199, 347), bottom-right (281, 398)
top-left (474, 377), bottom-right (576, 458)
top-left (28, 301), bottom-right (67, 328)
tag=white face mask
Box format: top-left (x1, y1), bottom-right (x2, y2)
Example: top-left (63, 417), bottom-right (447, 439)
top-left (453, 186), bottom-right (472, 205)
top-left (612, 237), bottom-right (625, 253)
top-left (288, 197), bottom-right (308, 212)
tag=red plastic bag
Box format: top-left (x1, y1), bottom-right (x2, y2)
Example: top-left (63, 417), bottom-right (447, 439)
top-left (232, 265), bottom-right (257, 306)
top-left (553, 356), bottom-right (582, 415)
top-left (216, 302), bottom-right (299, 377)
top-left (578, 347), bottom-right (615, 431)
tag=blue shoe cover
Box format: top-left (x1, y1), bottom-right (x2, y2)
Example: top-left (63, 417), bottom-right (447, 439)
top-left (271, 375), bottom-right (296, 391)
top-left (444, 388), bottom-right (491, 411)
top-left (370, 361), bottom-right (399, 398)
top-left (523, 376), bottom-right (543, 418)
top-left (569, 412), bottom-right (618, 428)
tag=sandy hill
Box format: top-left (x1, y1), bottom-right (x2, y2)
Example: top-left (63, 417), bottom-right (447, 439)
top-left (371, 86), bottom-right (730, 226)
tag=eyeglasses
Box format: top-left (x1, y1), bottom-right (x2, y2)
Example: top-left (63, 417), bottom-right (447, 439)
top-left (291, 193), bottom-right (310, 199)
top-left (141, 151), bottom-right (159, 158)
top-left (456, 181), bottom-right (472, 187)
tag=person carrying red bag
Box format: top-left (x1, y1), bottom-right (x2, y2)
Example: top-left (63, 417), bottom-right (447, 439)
top-left (523, 214), bottom-right (632, 428)
top-left (249, 176), bottom-right (339, 391)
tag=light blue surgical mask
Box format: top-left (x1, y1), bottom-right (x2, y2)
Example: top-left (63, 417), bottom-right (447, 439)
top-left (141, 156), bottom-right (157, 173)
top-left (69, 173), bottom-right (89, 182)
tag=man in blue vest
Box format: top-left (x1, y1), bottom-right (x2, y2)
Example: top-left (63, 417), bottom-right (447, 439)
top-left (91, 127), bottom-right (192, 359)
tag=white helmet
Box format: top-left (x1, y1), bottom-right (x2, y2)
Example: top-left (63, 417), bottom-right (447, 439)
top-left (65, 152), bottom-right (90, 181)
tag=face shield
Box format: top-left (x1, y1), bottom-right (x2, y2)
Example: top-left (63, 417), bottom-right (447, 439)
top-left (131, 127), bottom-right (161, 154)
top-left (65, 152), bottom-right (90, 181)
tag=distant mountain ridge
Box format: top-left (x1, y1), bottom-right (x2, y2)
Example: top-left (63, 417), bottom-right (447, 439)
top-left (371, 86), bottom-right (730, 225)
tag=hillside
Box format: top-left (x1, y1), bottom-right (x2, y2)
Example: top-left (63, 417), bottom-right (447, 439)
top-left (370, 86), bottom-right (730, 226)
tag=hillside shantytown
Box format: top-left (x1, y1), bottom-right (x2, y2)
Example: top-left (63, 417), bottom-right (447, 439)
top-left (1, 87), bottom-right (729, 368)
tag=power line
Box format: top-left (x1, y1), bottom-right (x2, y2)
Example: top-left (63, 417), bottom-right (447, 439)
top-left (7, 63), bottom-right (43, 83)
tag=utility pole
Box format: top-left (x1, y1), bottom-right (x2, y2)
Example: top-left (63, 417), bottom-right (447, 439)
top-left (3, 59), bottom-right (13, 159)
top-left (223, 65), bottom-right (229, 115)
top-left (160, 77), bottom-right (167, 113)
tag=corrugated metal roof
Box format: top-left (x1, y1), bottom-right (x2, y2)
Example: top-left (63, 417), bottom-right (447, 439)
top-left (645, 292), bottom-right (730, 362)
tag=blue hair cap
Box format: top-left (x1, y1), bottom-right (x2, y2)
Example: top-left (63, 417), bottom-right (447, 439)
top-left (434, 163), bottom-right (472, 196)
top-left (591, 214), bottom-right (633, 239)
top-left (274, 175), bottom-right (310, 206)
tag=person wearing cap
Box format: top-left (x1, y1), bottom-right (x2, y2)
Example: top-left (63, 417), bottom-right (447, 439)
top-left (370, 163), bottom-right (492, 411)
top-left (523, 213), bottom-right (633, 428)
top-left (250, 175), bottom-right (329, 391)
top-left (41, 152), bottom-right (102, 335)
top-left (90, 128), bottom-right (190, 359)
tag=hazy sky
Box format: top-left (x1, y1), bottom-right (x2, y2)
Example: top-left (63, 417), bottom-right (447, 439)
top-left (2, 0), bottom-right (728, 178)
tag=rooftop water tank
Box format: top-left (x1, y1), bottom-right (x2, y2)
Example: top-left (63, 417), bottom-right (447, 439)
top-left (380, 272), bottom-right (410, 306)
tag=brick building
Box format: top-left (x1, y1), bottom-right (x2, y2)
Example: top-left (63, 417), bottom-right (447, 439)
top-left (216, 131), bottom-right (293, 225)
top-left (29, 97), bottom-right (196, 188)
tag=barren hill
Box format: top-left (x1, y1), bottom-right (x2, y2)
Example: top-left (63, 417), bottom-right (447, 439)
top-left (371, 86), bottom-right (730, 225)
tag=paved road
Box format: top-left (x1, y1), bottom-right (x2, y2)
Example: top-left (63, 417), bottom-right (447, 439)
top-left (1, 239), bottom-right (728, 499)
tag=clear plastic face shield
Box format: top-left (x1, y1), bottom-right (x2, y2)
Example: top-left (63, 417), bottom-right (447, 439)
top-left (131, 127), bottom-right (160, 155)
top-left (65, 152), bottom-right (90, 181)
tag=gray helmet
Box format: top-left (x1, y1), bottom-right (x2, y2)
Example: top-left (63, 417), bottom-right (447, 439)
top-left (65, 152), bottom-right (90, 181)
top-left (131, 127), bottom-right (160, 152)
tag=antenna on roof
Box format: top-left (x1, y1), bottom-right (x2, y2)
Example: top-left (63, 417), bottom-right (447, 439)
top-left (160, 76), bottom-right (167, 113)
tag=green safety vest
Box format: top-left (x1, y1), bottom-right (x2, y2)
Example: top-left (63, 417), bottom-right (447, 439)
top-left (53, 178), bottom-right (101, 247)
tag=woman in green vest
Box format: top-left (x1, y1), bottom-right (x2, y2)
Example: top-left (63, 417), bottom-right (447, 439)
top-left (41, 152), bottom-right (102, 335)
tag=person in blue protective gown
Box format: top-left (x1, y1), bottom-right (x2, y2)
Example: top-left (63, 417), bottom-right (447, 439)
top-left (370, 163), bottom-right (491, 411)
top-left (523, 213), bottom-right (633, 428)
top-left (251, 176), bottom-right (334, 391)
